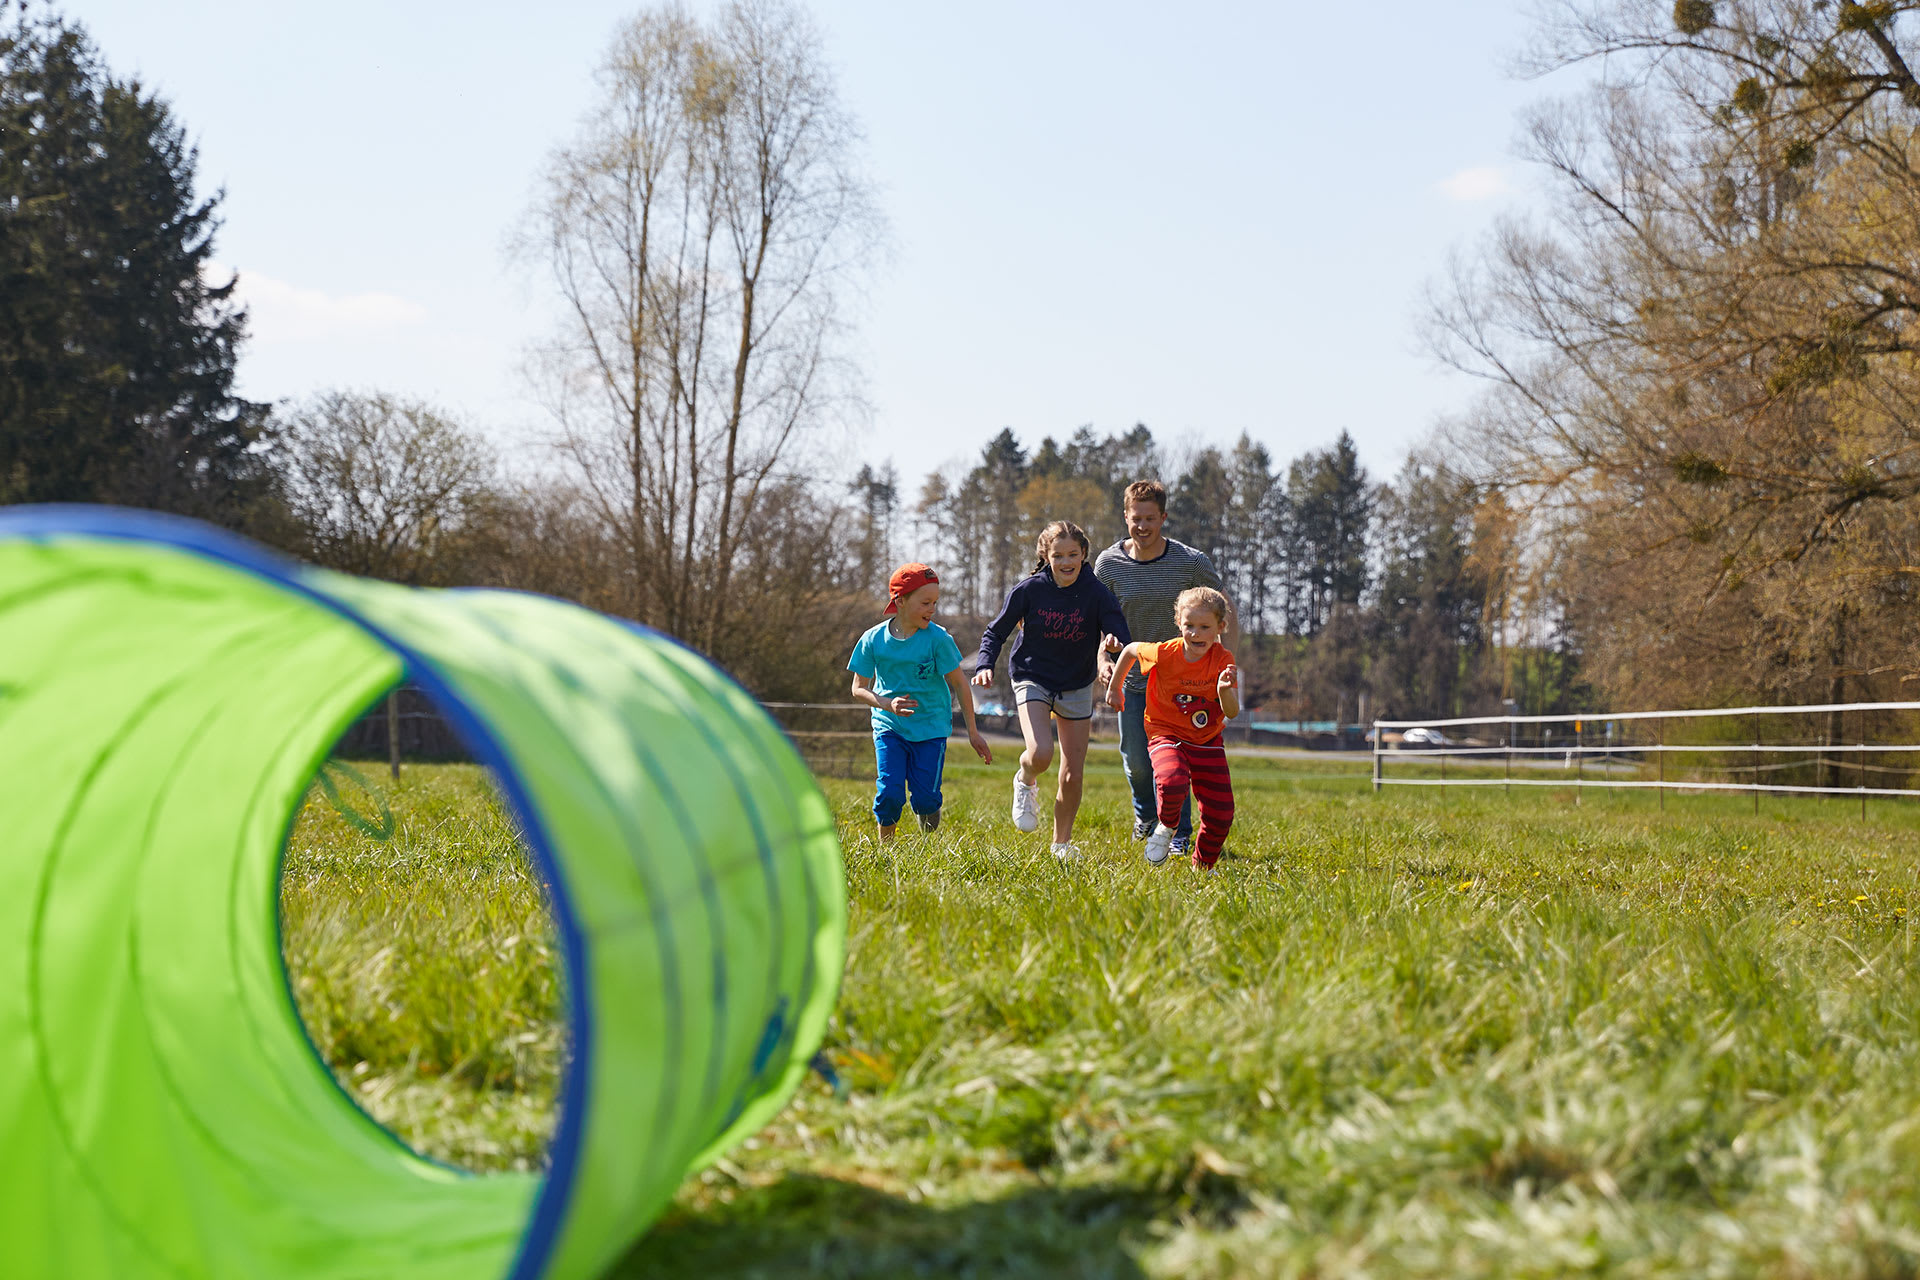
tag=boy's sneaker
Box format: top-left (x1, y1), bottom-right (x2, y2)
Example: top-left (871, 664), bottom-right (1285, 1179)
top-left (916, 809), bottom-right (941, 833)
top-left (1143, 824), bottom-right (1173, 866)
top-left (1011, 772), bottom-right (1041, 833)
top-left (1169, 834), bottom-right (1190, 858)
top-left (1050, 841), bottom-right (1076, 861)
top-left (1131, 817), bottom-right (1155, 840)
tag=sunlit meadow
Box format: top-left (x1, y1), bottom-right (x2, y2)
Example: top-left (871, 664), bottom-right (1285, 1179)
top-left (282, 750), bottom-right (1920, 1277)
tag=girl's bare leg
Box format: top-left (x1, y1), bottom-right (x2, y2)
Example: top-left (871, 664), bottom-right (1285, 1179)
top-left (1052, 714), bottom-right (1091, 844)
top-left (1016, 698), bottom-right (1055, 784)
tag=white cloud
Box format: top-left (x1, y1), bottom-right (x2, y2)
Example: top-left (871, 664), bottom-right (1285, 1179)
top-left (206, 263), bottom-right (428, 343)
top-left (1436, 166), bottom-right (1512, 202)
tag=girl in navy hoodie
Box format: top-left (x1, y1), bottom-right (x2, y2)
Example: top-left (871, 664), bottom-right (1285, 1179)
top-left (973, 520), bottom-right (1130, 858)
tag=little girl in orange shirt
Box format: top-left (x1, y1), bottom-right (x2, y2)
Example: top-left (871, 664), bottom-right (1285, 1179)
top-left (1104, 587), bottom-right (1239, 870)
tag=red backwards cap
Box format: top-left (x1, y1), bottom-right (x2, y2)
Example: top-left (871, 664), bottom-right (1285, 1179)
top-left (884, 563), bottom-right (939, 614)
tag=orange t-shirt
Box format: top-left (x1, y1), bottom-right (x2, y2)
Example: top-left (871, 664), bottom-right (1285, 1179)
top-left (1136, 638), bottom-right (1233, 744)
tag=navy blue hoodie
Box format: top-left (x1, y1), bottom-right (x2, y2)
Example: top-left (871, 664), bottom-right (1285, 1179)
top-left (977, 569), bottom-right (1131, 693)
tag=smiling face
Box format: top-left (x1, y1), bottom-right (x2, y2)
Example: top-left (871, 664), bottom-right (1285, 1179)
top-left (1177, 604), bottom-right (1222, 653)
top-left (1047, 542), bottom-right (1084, 584)
top-left (895, 581), bottom-right (940, 632)
top-left (1124, 498), bottom-right (1166, 547)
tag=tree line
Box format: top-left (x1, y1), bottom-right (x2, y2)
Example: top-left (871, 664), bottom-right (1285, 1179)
top-left (0, 2), bottom-right (1594, 721)
top-left (14, 0), bottom-right (1920, 724)
top-left (898, 423), bottom-right (1586, 725)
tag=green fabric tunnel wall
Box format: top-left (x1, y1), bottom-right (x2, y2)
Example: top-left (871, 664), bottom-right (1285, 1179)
top-left (0, 507), bottom-right (848, 1279)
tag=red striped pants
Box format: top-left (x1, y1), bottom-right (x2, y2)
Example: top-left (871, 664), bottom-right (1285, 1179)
top-left (1148, 735), bottom-right (1234, 867)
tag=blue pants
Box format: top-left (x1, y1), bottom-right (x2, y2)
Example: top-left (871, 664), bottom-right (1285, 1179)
top-left (1121, 681), bottom-right (1191, 840)
top-left (873, 731), bottom-right (947, 826)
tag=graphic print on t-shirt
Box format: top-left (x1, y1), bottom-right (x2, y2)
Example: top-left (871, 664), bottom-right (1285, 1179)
top-left (1138, 638), bottom-right (1232, 745)
top-left (1173, 692), bottom-right (1212, 734)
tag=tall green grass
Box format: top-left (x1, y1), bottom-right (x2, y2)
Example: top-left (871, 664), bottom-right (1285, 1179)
top-left (283, 754), bottom-right (1920, 1276)
top-left (281, 763), bottom-right (563, 1172)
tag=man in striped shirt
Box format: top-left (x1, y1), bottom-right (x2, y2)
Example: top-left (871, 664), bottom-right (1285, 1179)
top-left (1095, 479), bottom-right (1238, 856)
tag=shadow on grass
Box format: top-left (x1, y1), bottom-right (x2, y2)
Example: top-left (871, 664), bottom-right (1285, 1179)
top-left (611, 1174), bottom-right (1156, 1279)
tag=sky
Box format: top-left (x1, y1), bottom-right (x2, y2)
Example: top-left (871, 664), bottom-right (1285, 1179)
top-left (76, 1), bottom-right (1566, 491)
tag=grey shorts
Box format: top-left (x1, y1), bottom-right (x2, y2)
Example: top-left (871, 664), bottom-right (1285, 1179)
top-left (1012, 679), bottom-right (1096, 721)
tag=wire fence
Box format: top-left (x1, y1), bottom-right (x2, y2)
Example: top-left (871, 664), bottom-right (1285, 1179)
top-left (755, 703), bottom-right (880, 779)
top-left (761, 701), bottom-right (1064, 778)
top-left (337, 691), bottom-right (1045, 781)
top-left (1371, 701), bottom-right (1920, 813)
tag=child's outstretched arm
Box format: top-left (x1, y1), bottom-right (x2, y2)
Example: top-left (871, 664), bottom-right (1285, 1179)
top-left (1104, 643), bottom-right (1142, 710)
top-left (1217, 660), bottom-right (1241, 721)
top-left (975, 581), bottom-right (1025, 687)
top-left (945, 667), bottom-right (994, 763)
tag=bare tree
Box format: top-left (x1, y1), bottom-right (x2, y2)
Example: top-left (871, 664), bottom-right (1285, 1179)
top-left (1431, 0), bottom-right (1920, 705)
top-left (279, 390), bottom-right (497, 584)
top-left (520, 0), bottom-right (879, 660)
top-left (445, 480), bottom-right (637, 616)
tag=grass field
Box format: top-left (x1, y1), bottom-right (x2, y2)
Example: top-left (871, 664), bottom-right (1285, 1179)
top-left (282, 748), bottom-right (1920, 1278)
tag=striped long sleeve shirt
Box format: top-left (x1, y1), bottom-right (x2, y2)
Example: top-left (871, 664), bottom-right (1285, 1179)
top-left (1092, 538), bottom-right (1225, 688)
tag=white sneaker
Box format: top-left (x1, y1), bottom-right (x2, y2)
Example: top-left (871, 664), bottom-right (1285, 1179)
top-left (1143, 824), bottom-right (1172, 866)
top-left (1050, 841), bottom-right (1076, 860)
top-left (1011, 771), bottom-right (1040, 832)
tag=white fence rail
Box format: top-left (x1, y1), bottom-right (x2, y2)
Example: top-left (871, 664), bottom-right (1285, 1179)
top-left (1371, 701), bottom-right (1920, 810)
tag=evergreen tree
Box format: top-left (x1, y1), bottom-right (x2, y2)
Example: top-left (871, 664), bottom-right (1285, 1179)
top-left (847, 461), bottom-right (898, 589)
top-left (1027, 434), bottom-right (1067, 480)
top-left (1287, 430), bottom-right (1373, 632)
top-left (970, 427), bottom-right (1028, 601)
top-left (0, 10), bottom-right (271, 523)
top-left (1171, 445), bottom-right (1232, 570)
top-left (1043, 423), bottom-right (1159, 551)
top-left (1056, 426), bottom-right (1105, 480)
top-left (1102, 424), bottom-right (1160, 506)
top-left (1370, 461), bottom-right (1484, 719)
top-left (1225, 434), bottom-right (1276, 632)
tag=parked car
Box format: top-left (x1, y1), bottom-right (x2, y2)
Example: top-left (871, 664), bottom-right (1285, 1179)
top-left (1398, 726), bottom-right (1453, 749)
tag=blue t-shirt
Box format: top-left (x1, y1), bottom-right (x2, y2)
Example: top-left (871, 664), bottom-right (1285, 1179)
top-left (848, 620), bottom-right (964, 742)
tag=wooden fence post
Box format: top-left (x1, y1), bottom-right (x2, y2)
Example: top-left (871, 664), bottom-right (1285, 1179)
top-left (387, 689), bottom-right (401, 781)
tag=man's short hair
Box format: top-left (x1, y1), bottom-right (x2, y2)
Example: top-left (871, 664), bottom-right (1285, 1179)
top-left (1123, 479), bottom-right (1167, 512)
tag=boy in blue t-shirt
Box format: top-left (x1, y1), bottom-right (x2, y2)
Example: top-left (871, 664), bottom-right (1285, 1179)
top-left (849, 562), bottom-right (993, 840)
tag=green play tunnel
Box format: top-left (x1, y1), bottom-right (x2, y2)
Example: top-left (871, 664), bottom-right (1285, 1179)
top-left (0, 507), bottom-right (847, 1279)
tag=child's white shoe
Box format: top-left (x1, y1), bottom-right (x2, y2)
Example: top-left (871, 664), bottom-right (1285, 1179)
top-left (1143, 823), bottom-right (1173, 866)
top-left (1050, 841), bottom-right (1076, 861)
top-left (1011, 771), bottom-right (1040, 832)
